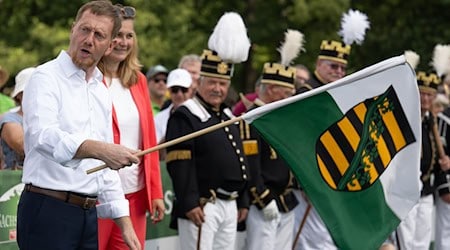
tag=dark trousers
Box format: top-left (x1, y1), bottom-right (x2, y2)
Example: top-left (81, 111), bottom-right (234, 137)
top-left (17, 190), bottom-right (98, 250)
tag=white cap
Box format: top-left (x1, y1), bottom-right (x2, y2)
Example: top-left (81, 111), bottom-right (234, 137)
top-left (167, 68), bottom-right (192, 89)
top-left (11, 67), bottom-right (36, 98)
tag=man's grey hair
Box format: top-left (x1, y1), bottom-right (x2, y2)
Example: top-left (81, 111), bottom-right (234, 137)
top-left (178, 54), bottom-right (201, 68)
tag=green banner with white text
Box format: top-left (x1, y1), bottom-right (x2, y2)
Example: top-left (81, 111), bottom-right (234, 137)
top-left (0, 161), bottom-right (178, 250)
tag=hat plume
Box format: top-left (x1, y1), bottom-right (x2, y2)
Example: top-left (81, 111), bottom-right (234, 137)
top-left (208, 12), bottom-right (251, 63)
top-left (338, 9), bottom-right (370, 45)
top-left (404, 50), bottom-right (420, 70)
top-left (431, 44), bottom-right (450, 77)
top-left (278, 29), bottom-right (305, 66)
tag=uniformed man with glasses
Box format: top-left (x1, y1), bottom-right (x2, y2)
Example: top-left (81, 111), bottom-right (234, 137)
top-left (296, 40), bottom-right (349, 94)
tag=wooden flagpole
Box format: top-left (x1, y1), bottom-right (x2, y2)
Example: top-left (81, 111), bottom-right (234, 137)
top-left (86, 116), bottom-right (243, 174)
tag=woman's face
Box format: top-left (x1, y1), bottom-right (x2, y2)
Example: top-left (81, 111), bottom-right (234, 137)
top-left (108, 19), bottom-right (135, 63)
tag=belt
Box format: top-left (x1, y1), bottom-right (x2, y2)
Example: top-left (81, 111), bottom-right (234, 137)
top-left (199, 188), bottom-right (239, 206)
top-left (25, 184), bottom-right (97, 210)
top-left (215, 188), bottom-right (239, 200)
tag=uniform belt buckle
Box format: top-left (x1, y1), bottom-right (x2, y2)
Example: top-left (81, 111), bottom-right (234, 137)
top-left (82, 197), bottom-right (97, 209)
top-left (217, 188), bottom-right (239, 200)
top-left (228, 191), bottom-right (239, 200)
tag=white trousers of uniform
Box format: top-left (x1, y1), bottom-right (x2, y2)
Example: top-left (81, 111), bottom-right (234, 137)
top-left (246, 204), bottom-right (295, 250)
top-left (397, 194), bottom-right (433, 250)
top-left (177, 199), bottom-right (237, 250)
top-left (435, 195), bottom-right (450, 250)
top-left (292, 191), bottom-right (337, 250)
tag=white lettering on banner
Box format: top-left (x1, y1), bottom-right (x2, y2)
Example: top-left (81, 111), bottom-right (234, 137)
top-left (164, 190), bottom-right (174, 215)
top-left (0, 214), bottom-right (16, 228)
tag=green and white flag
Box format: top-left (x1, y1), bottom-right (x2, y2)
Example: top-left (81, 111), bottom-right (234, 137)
top-left (242, 56), bottom-right (421, 250)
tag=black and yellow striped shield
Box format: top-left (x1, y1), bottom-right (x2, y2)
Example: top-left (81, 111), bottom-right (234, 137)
top-left (316, 85), bottom-right (416, 191)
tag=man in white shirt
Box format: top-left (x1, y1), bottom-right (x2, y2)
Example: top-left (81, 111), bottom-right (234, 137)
top-left (154, 68), bottom-right (192, 143)
top-left (17, 1), bottom-right (141, 250)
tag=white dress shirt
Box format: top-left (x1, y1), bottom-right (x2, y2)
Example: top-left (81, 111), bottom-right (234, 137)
top-left (22, 51), bottom-right (129, 219)
top-left (154, 103), bottom-right (173, 143)
top-left (108, 78), bottom-right (144, 194)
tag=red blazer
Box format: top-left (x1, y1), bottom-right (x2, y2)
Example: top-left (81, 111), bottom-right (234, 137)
top-left (111, 72), bottom-right (163, 211)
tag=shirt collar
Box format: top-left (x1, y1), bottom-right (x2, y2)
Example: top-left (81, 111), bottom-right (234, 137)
top-left (57, 50), bottom-right (104, 84)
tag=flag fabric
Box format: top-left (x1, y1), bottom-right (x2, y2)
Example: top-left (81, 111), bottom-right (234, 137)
top-left (242, 56), bottom-right (421, 250)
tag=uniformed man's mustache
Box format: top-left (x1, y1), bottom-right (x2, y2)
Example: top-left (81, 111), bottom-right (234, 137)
top-left (210, 91), bottom-right (222, 97)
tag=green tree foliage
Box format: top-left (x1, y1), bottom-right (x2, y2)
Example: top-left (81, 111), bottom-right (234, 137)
top-left (0, 0), bottom-right (449, 95)
top-left (352, 0), bottom-right (450, 71)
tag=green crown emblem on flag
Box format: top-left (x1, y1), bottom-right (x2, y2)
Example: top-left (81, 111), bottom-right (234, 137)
top-left (316, 86), bottom-right (416, 192)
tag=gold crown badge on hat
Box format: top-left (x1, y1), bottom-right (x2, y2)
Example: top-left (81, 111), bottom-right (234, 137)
top-left (200, 50), bottom-right (233, 79)
top-left (262, 29), bottom-right (305, 89)
top-left (200, 12), bottom-right (251, 80)
top-left (318, 9), bottom-right (370, 65)
top-left (416, 71), bottom-right (441, 93)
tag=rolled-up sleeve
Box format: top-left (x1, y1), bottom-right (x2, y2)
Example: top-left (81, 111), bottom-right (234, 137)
top-left (96, 169), bottom-right (130, 219)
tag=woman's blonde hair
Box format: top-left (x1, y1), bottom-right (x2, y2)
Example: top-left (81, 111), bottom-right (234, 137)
top-left (98, 6), bottom-right (142, 88)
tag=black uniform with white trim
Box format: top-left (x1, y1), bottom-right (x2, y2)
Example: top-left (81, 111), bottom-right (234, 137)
top-left (166, 94), bottom-right (249, 227)
top-left (241, 104), bottom-right (298, 212)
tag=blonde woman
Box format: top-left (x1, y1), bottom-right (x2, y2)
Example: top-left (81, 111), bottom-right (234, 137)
top-left (97, 5), bottom-right (165, 249)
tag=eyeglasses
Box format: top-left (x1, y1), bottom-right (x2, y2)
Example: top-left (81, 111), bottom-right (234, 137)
top-left (115, 5), bottom-right (136, 19)
top-left (170, 86), bottom-right (189, 94)
top-left (324, 61), bottom-right (347, 71)
top-left (153, 77), bottom-right (167, 83)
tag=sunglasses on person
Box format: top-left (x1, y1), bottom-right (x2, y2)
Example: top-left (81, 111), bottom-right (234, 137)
top-left (170, 86), bottom-right (189, 94)
top-left (324, 61), bottom-right (347, 71)
top-left (116, 5), bottom-right (136, 19)
top-left (152, 77), bottom-right (167, 83)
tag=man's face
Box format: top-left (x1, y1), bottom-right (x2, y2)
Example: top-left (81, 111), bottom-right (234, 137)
top-left (268, 84), bottom-right (294, 103)
top-left (169, 86), bottom-right (190, 108)
top-left (316, 59), bottom-right (346, 83)
top-left (197, 76), bottom-right (230, 109)
top-left (181, 61), bottom-right (201, 97)
top-left (295, 68), bottom-right (309, 86)
top-left (148, 73), bottom-right (168, 99)
top-left (68, 10), bottom-right (115, 72)
top-left (420, 89), bottom-right (436, 114)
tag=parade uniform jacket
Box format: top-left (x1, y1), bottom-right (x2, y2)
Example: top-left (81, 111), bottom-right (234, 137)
top-left (241, 103), bottom-right (298, 212)
top-left (111, 72), bottom-right (163, 211)
top-left (165, 94), bottom-right (250, 225)
top-left (421, 113), bottom-right (439, 196)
